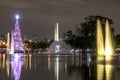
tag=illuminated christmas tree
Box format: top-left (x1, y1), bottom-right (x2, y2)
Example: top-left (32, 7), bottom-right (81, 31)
top-left (13, 14), bottom-right (24, 53)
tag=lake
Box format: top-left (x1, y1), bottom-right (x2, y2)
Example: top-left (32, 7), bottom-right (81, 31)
top-left (0, 53), bottom-right (120, 80)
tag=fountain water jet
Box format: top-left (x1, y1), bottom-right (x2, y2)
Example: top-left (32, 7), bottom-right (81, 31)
top-left (48, 22), bottom-right (71, 53)
top-left (97, 19), bottom-right (104, 56)
top-left (105, 20), bottom-right (113, 56)
top-left (97, 19), bottom-right (114, 61)
top-left (55, 22), bottom-right (59, 42)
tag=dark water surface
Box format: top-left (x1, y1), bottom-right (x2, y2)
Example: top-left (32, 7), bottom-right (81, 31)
top-left (0, 54), bottom-right (120, 80)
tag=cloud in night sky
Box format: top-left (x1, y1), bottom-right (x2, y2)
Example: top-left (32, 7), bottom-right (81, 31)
top-left (0, 0), bottom-right (120, 40)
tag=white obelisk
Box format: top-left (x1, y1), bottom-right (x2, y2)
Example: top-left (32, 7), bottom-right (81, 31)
top-left (54, 22), bottom-right (59, 42)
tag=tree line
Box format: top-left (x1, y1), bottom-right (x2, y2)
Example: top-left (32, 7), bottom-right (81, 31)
top-left (0, 15), bottom-right (120, 52)
top-left (63, 15), bottom-right (120, 51)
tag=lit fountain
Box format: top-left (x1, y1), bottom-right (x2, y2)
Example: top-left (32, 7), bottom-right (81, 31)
top-left (105, 20), bottom-right (113, 56)
top-left (48, 22), bottom-right (71, 53)
top-left (55, 22), bottom-right (59, 42)
top-left (97, 19), bottom-right (104, 56)
top-left (97, 19), bottom-right (114, 61)
top-left (97, 19), bottom-right (114, 80)
top-left (54, 22), bottom-right (60, 53)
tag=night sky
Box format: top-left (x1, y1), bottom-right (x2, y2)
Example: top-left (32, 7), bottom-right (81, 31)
top-left (0, 0), bottom-right (120, 40)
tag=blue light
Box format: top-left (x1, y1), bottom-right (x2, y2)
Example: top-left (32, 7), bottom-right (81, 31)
top-left (15, 14), bottom-right (20, 20)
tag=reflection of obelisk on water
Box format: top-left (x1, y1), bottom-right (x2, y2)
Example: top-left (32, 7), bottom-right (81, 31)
top-left (55, 57), bottom-right (59, 80)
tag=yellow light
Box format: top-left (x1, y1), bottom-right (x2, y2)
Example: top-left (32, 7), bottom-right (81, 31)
top-left (2, 42), bottom-right (6, 45)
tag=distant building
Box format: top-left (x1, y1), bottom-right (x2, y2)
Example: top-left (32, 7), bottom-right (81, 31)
top-left (23, 35), bottom-right (29, 41)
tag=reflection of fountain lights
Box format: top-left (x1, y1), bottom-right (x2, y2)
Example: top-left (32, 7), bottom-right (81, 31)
top-left (55, 57), bottom-right (59, 80)
top-left (0, 54), bottom-right (6, 69)
top-left (0, 53), bottom-right (1, 58)
top-left (97, 63), bottom-right (113, 80)
top-left (87, 53), bottom-right (91, 67)
top-left (48, 55), bottom-right (51, 70)
top-left (97, 53), bottom-right (113, 62)
top-left (29, 54), bottom-right (32, 69)
top-left (65, 61), bottom-right (67, 74)
top-left (6, 60), bottom-right (10, 77)
top-left (97, 64), bottom-right (104, 80)
top-left (34, 57), bottom-right (37, 70)
top-left (3, 54), bottom-right (6, 69)
top-left (23, 55), bottom-right (27, 69)
top-left (0, 56), bottom-right (1, 69)
top-left (97, 56), bottom-right (104, 62)
top-left (23, 54), bottom-right (32, 70)
top-left (105, 64), bottom-right (113, 80)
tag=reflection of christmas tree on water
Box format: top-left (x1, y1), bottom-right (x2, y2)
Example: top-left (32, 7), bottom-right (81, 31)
top-left (13, 14), bottom-right (24, 53)
top-left (11, 58), bottom-right (23, 80)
